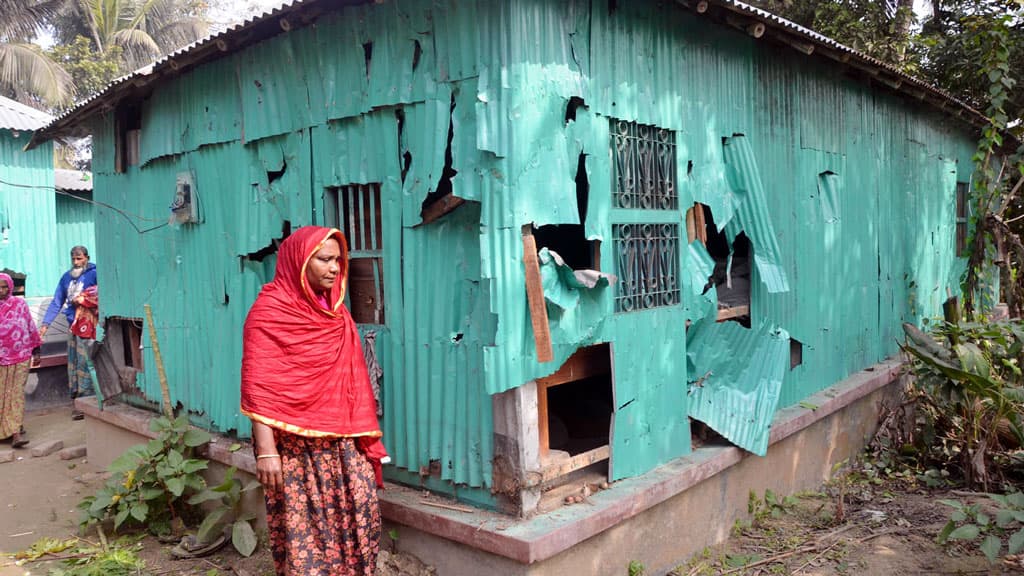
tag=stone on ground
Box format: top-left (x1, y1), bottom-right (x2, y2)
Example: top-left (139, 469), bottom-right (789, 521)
top-left (30, 440), bottom-right (64, 458)
top-left (59, 444), bottom-right (87, 460)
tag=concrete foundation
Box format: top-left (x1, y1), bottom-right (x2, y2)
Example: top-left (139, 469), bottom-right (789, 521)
top-left (78, 358), bottom-right (905, 576)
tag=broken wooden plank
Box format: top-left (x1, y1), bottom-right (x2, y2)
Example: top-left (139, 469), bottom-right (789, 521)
top-left (528, 445), bottom-right (611, 487)
top-left (420, 192), bottom-right (466, 226)
top-left (522, 225), bottom-right (553, 364)
top-left (716, 305), bottom-right (750, 322)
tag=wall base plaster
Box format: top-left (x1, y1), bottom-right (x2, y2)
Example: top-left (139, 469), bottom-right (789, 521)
top-left (78, 358), bottom-right (905, 575)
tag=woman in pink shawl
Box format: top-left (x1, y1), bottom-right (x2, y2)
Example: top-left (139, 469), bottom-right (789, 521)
top-left (0, 273), bottom-right (41, 448)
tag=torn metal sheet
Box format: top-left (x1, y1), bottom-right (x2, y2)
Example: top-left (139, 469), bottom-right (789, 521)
top-left (684, 240), bottom-right (718, 324)
top-left (722, 135), bottom-right (789, 294)
top-left (687, 319), bottom-right (789, 456)
top-left (538, 247), bottom-right (615, 311)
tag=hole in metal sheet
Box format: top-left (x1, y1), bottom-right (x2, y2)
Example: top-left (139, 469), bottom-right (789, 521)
top-left (267, 160), bottom-right (287, 184)
top-left (565, 96), bottom-right (585, 124)
top-left (687, 160), bottom-right (694, 176)
top-left (451, 332), bottom-right (463, 343)
top-left (533, 153), bottom-right (599, 271)
top-left (412, 39), bottom-right (422, 72)
top-left (241, 221), bottom-right (291, 262)
top-left (420, 92), bottom-right (458, 217)
top-left (790, 338), bottom-right (803, 370)
top-left (363, 42), bottom-right (373, 78)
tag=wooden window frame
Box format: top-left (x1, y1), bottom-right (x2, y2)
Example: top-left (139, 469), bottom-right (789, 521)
top-left (535, 343), bottom-right (612, 477)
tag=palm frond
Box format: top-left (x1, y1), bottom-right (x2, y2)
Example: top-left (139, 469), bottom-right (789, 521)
top-left (152, 18), bottom-right (206, 53)
top-left (0, 0), bottom-right (67, 40)
top-left (110, 27), bottom-right (160, 67)
top-left (0, 42), bottom-right (74, 106)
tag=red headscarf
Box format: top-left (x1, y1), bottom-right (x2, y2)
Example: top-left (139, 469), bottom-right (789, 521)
top-left (241, 226), bottom-right (383, 445)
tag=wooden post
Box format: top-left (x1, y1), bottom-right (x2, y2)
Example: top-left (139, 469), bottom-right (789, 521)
top-left (522, 225), bottom-right (553, 363)
top-left (144, 304), bottom-right (173, 418)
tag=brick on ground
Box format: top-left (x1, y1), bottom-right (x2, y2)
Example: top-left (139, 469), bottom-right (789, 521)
top-left (0, 449), bottom-right (13, 463)
top-left (30, 440), bottom-right (64, 458)
top-left (60, 445), bottom-right (87, 460)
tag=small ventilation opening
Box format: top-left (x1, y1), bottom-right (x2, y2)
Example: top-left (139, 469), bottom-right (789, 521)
top-left (790, 338), bottom-right (803, 370)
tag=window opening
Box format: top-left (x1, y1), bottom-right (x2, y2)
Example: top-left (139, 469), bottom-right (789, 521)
top-left (105, 317), bottom-right (144, 371)
top-left (537, 343), bottom-right (612, 460)
top-left (611, 119), bottom-right (677, 211)
top-left (115, 102), bottom-right (142, 173)
top-left (613, 223), bottom-right (680, 312)
top-left (703, 207), bottom-right (751, 325)
top-left (326, 184), bottom-right (385, 325)
top-left (610, 118), bottom-right (680, 313)
top-left (956, 181), bottom-right (969, 257)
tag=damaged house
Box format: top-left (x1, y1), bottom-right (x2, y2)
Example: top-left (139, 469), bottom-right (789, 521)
top-left (31, 0), bottom-right (983, 572)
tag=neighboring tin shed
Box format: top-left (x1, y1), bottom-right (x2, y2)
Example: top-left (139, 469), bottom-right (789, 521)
top-left (33, 0), bottom-right (984, 518)
top-left (0, 96), bottom-right (63, 297)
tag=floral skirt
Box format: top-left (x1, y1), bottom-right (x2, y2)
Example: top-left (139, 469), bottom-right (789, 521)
top-left (0, 361), bottom-right (29, 438)
top-left (68, 336), bottom-right (94, 397)
top-left (265, 434), bottom-right (381, 576)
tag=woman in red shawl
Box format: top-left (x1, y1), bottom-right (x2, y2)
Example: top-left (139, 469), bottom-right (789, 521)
top-left (241, 226), bottom-right (388, 576)
top-left (0, 273), bottom-right (41, 448)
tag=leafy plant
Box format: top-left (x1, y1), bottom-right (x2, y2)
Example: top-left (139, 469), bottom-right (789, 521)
top-left (938, 492), bottom-right (1024, 563)
top-left (14, 537), bottom-right (146, 576)
top-left (901, 320), bottom-right (1024, 489)
top-left (748, 489), bottom-right (797, 525)
top-left (78, 414), bottom-right (212, 536)
top-left (627, 559), bottom-right (646, 576)
top-left (187, 466), bottom-right (262, 557)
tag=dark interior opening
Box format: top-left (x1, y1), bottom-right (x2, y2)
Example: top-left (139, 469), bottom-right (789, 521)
top-left (545, 373), bottom-right (613, 456)
top-left (790, 338), bottom-right (803, 370)
top-left (532, 153), bottom-right (599, 270)
top-left (115, 102), bottom-right (143, 172)
top-left (362, 42), bottom-right (373, 78)
top-left (105, 316), bottom-right (144, 371)
top-left (702, 207), bottom-right (751, 325)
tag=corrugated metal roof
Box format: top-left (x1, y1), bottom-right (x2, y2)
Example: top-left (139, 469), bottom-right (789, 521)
top-left (54, 169), bottom-right (93, 191)
top-left (28, 0), bottom-right (1000, 150)
top-left (0, 96), bottom-right (53, 131)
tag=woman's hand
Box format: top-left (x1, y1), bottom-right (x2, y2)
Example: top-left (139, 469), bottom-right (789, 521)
top-left (256, 455), bottom-right (284, 492)
top-left (251, 420), bottom-right (284, 491)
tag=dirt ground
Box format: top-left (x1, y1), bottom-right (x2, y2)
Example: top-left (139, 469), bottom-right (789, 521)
top-left (674, 468), bottom-right (1023, 576)
top-left (6, 407), bottom-right (1021, 576)
top-left (0, 407), bottom-right (434, 576)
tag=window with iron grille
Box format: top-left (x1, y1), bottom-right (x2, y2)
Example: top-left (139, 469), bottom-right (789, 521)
top-left (610, 119), bottom-right (680, 312)
top-left (611, 120), bottom-right (678, 210)
top-left (956, 181), bottom-right (969, 257)
top-left (325, 184), bottom-right (385, 325)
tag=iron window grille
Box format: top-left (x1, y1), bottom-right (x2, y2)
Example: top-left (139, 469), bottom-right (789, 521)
top-left (610, 119), bottom-right (680, 312)
top-left (325, 183), bottom-right (385, 325)
top-left (611, 120), bottom-right (678, 211)
top-left (612, 223), bottom-right (680, 312)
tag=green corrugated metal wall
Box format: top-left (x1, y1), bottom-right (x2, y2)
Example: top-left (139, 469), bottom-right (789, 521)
top-left (0, 130), bottom-right (62, 297)
top-left (88, 0), bottom-right (977, 497)
top-left (55, 193), bottom-right (97, 268)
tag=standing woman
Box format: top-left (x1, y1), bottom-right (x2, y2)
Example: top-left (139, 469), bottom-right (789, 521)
top-left (241, 226), bottom-right (388, 576)
top-left (0, 273), bottom-right (41, 448)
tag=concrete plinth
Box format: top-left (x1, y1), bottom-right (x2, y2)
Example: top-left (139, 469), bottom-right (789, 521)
top-left (77, 359), bottom-right (906, 576)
